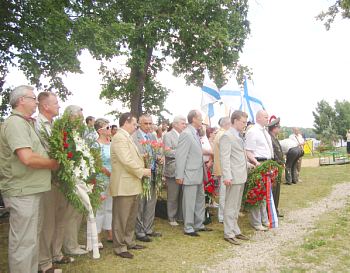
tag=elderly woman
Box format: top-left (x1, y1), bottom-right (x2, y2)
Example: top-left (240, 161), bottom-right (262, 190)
top-left (93, 118), bottom-right (113, 248)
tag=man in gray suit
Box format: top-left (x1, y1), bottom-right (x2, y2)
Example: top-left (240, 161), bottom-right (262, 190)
top-left (132, 114), bottom-right (162, 242)
top-left (175, 110), bottom-right (212, 236)
top-left (220, 110), bottom-right (250, 245)
top-left (163, 115), bottom-right (187, 226)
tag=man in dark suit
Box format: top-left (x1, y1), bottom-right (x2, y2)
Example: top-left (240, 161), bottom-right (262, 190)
top-left (175, 110), bottom-right (212, 236)
top-left (163, 115), bottom-right (187, 226)
top-left (132, 114), bottom-right (162, 242)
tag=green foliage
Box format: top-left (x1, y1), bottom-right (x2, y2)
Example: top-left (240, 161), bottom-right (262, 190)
top-left (317, 0), bottom-right (350, 30)
top-left (1, 0), bottom-right (250, 119)
top-left (313, 99), bottom-right (350, 144)
top-left (313, 100), bottom-right (338, 145)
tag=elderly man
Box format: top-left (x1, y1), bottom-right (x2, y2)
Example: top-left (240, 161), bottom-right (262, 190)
top-left (62, 105), bottom-right (89, 256)
top-left (245, 110), bottom-right (273, 231)
top-left (109, 112), bottom-right (151, 259)
top-left (132, 114), bottom-right (162, 242)
top-left (163, 115), bottom-right (187, 226)
top-left (213, 117), bottom-right (231, 223)
top-left (0, 85), bottom-right (59, 273)
top-left (36, 92), bottom-right (74, 272)
top-left (176, 110), bottom-right (212, 236)
top-left (220, 111), bottom-right (250, 245)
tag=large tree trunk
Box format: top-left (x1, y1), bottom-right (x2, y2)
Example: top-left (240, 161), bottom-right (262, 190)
top-left (129, 46), bottom-right (153, 118)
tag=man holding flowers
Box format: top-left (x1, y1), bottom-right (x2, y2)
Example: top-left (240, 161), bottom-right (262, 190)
top-left (0, 85), bottom-right (59, 273)
top-left (132, 114), bottom-right (163, 242)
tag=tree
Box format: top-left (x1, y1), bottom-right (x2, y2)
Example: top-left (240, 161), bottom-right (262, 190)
top-left (1, 0), bottom-right (250, 118)
top-left (313, 100), bottom-right (338, 145)
top-left (334, 100), bottom-right (350, 140)
top-left (317, 0), bottom-right (350, 30)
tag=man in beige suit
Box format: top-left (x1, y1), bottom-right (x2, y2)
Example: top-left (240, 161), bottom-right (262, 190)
top-left (212, 117), bottom-right (231, 223)
top-left (109, 112), bottom-right (151, 259)
top-left (220, 110), bottom-right (250, 245)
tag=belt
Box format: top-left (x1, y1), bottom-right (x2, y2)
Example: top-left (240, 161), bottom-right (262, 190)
top-left (255, 157), bottom-right (268, 162)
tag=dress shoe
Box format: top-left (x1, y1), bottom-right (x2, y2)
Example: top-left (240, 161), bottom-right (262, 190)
top-left (197, 227), bottom-right (213, 232)
top-left (136, 235), bottom-right (152, 242)
top-left (38, 266), bottom-right (62, 273)
top-left (235, 234), bottom-right (249, 241)
top-left (285, 182), bottom-right (292, 185)
top-left (184, 231), bottom-right (200, 237)
top-left (169, 221), bottom-right (179, 226)
top-left (128, 244), bottom-right (146, 250)
top-left (117, 251), bottom-right (134, 259)
top-left (278, 213), bottom-right (284, 218)
top-left (65, 248), bottom-right (88, 255)
top-left (224, 237), bottom-right (241, 245)
top-left (147, 231), bottom-right (162, 237)
top-left (254, 225), bottom-right (268, 231)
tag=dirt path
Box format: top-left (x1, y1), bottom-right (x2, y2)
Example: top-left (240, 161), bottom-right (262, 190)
top-left (205, 182), bottom-right (350, 273)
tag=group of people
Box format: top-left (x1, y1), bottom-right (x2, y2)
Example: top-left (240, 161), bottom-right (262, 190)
top-left (0, 85), bottom-right (305, 272)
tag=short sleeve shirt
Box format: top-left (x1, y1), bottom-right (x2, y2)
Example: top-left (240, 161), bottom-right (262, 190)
top-left (0, 110), bottom-right (51, 197)
top-left (245, 124), bottom-right (273, 159)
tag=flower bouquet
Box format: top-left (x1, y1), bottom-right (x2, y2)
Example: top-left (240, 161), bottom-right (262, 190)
top-left (43, 112), bottom-right (103, 213)
top-left (242, 160), bottom-right (282, 210)
top-left (139, 139), bottom-right (166, 200)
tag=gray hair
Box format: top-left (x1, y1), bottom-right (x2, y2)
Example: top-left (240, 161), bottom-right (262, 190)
top-left (173, 115), bottom-right (186, 125)
top-left (64, 105), bottom-right (83, 116)
top-left (9, 85), bottom-right (34, 108)
top-left (94, 118), bottom-right (109, 132)
top-left (218, 117), bottom-right (230, 127)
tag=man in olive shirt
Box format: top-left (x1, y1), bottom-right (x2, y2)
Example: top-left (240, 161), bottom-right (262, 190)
top-left (0, 85), bottom-right (58, 273)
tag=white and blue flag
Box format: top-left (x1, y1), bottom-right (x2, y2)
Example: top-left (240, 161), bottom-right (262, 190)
top-left (220, 73), bottom-right (242, 114)
top-left (201, 70), bottom-right (221, 118)
top-left (240, 76), bottom-right (265, 123)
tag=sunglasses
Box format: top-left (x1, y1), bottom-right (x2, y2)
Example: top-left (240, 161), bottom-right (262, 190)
top-left (98, 126), bottom-right (110, 131)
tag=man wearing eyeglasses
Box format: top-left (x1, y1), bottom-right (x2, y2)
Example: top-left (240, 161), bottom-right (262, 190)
top-left (0, 85), bottom-right (59, 273)
top-left (132, 114), bottom-right (162, 242)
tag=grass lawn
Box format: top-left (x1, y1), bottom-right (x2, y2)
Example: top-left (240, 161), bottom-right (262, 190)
top-left (280, 200), bottom-right (350, 272)
top-left (1, 164), bottom-right (350, 272)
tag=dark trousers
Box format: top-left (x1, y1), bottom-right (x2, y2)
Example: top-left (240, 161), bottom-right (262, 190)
top-left (347, 142), bottom-right (350, 154)
top-left (285, 146), bottom-right (303, 183)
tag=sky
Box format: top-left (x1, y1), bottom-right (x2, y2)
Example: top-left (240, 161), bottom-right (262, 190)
top-left (3, 0), bottom-right (350, 128)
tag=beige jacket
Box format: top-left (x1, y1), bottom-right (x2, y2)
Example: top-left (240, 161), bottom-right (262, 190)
top-left (213, 128), bottom-right (225, 176)
top-left (109, 129), bottom-right (145, 196)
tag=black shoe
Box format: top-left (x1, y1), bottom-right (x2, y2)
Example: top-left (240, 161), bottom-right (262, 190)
top-left (136, 235), bottom-right (152, 242)
top-left (184, 231), bottom-right (200, 237)
top-left (128, 244), bottom-right (146, 250)
top-left (278, 213), bottom-right (284, 218)
top-left (197, 227), bottom-right (213, 232)
top-left (147, 231), bottom-right (162, 237)
top-left (117, 251), bottom-right (134, 259)
top-left (285, 182), bottom-right (292, 185)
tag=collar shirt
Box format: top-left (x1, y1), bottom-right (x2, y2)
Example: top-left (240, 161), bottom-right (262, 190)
top-left (173, 128), bottom-right (180, 137)
top-left (35, 113), bottom-right (52, 151)
top-left (289, 133), bottom-right (305, 146)
top-left (245, 123), bottom-right (273, 159)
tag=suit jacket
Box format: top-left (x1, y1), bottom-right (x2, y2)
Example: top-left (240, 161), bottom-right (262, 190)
top-left (212, 128), bottom-right (225, 176)
top-left (132, 128), bottom-right (156, 155)
top-left (175, 125), bottom-right (206, 185)
top-left (163, 129), bottom-right (179, 178)
top-left (109, 129), bottom-right (144, 196)
top-left (219, 127), bottom-right (248, 185)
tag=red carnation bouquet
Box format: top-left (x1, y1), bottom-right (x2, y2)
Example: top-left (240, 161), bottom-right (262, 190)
top-left (139, 140), bottom-right (169, 199)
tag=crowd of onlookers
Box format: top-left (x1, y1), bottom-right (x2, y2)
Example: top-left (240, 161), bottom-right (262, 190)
top-left (0, 85), bottom-right (305, 272)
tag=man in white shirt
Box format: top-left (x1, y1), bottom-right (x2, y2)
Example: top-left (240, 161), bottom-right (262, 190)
top-left (289, 128), bottom-right (305, 182)
top-left (245, 110), bottom-right (273, 231)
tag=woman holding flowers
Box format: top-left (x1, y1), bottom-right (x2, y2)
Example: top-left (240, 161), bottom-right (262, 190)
top-left (93, 118), bottom-right (113, 248)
